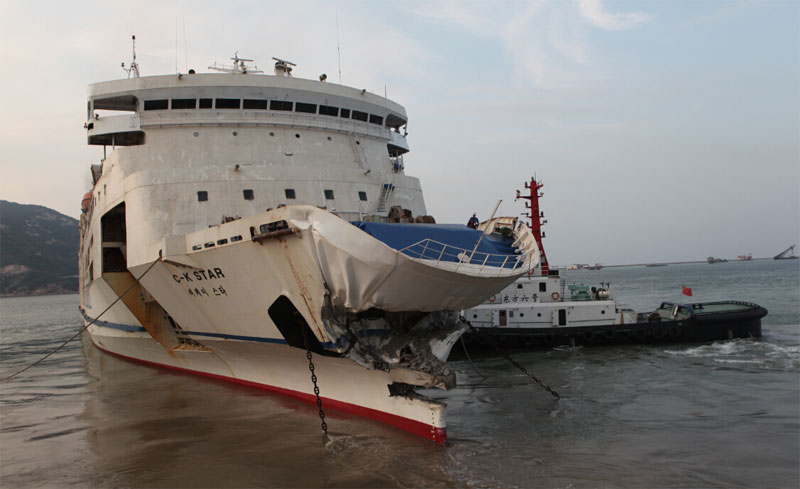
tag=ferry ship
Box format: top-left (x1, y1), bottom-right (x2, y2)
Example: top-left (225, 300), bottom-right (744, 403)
top-left (78, 46), bottom-right (539, 444)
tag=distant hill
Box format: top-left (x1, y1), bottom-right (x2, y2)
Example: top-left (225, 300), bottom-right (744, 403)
top-left (0, 200), bottom-right (79, 296)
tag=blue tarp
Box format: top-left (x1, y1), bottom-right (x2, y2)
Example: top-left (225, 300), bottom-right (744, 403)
top-left (352, 222), bottom-right (521, 267)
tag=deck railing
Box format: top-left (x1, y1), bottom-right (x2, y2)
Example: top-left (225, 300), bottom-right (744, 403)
top-left (398, 238), bottom-right (533, 276)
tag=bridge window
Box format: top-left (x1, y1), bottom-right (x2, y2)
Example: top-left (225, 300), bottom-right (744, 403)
top-left (369, 114), bottom-right (383, 125)
top-left (340, 108), bottom-right (350, 118)
top-left (358, 191), bottom-right (368, 201)
top-left (144, 99), bottom-right (169, 111)
top-left (324, 189), bottom-right (335, 200)
top-left (199, 98), bottom-right (212, 109)
top-left (295, 102), bottom-right (317, 114)
top-left (352, 110), bottom-right (368, 122)
top-left (171, 99), bottom-right (196, 109)
top-left (270, 100), bottom-right (293, 111)
top-left (319, 105), bottom-right (339, 116)
top-left (215, 98), bottom-right (241, 109)
top-left (243, 99), bottom-right (267, 109)
top-left (285, 188), bottom-right (296, 199)
top-left (243, 189), bottom-right (254, 200)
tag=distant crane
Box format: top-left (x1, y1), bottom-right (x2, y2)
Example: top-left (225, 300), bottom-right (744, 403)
top-left (774, 245), bottom-right (798, 260)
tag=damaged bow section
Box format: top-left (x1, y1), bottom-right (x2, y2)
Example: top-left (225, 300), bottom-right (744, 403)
top-left (266, 204), bottom-right (538, 397)
top-left (322, 305), bottom-right (466, 390)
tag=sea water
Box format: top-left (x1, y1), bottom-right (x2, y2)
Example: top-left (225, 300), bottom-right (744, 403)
top-left (1, 260), bottom-right (797, 488)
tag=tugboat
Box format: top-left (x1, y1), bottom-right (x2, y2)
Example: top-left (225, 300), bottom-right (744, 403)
top-left (460, 177), bottom-right (767, 352)
top-left (78, 42), bottom-right (539, 444)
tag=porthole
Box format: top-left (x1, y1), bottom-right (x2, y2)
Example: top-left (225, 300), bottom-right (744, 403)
top-left (537, 313), bottom-right (542, 317)
top-left (194, 132), bottom-right (199, 137)
top-left (269, 132), bottom-right (275, 137)
top-left (473, 314), bottom-right (477, 319)
top-left (355, 140), bottom-right (360, 145)
top-left (327, 136), bottom-right (332, 141)
top-left (233, 131), bottom-right (238, 136)
top-left (601, 310), bottom-right (606, 314)
top-left (295, 133), bottom-right (300, 138)
top-left (520, 313), bottom-right (525, 317)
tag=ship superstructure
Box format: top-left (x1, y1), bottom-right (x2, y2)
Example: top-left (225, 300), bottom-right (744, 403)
top-left (78, 53), bottom-right (539, 443)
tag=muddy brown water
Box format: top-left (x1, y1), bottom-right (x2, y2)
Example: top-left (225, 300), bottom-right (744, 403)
top-left (1, 260), bottom-right (798, 488)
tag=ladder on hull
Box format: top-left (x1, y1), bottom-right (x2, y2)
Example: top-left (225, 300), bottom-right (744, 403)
top-left (375, 175), bottom-right (394, 214)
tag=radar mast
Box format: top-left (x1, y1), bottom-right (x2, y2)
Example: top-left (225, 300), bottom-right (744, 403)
top-left (121, 35), bottom-right (140, 78)
top-left (272, 57), bottom-right (296, 77)
top-left (208, 52), bottom-right (263, 74)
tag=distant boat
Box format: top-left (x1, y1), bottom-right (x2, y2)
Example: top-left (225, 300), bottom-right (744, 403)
top-left (774, 245), bottom-right (798, 260)
top-left (737, 253), bottom-right (752, 261)
top-left (645, 263), bottom-right (667, 267)
top-left (707, 256), bottom-right (728, 264)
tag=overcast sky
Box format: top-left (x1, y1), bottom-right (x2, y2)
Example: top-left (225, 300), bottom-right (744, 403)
top-left (0, 0), bottom-right (797, 265)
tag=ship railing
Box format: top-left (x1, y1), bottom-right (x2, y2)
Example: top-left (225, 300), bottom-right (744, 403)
top-left (399, 239), bottom-right (533, 276)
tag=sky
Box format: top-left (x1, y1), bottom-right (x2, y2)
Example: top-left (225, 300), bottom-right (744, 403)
top-left (0, 0), bottom-right (797, 265)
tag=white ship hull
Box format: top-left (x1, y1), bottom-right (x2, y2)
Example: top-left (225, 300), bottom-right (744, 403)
top-left (81, 206), bottom-right (536, 443)
top-left (85, 329), bottom-right (449, 442)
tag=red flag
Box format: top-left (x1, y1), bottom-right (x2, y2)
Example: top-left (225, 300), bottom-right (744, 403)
top-left (682, 285), bottom-right (693, 296)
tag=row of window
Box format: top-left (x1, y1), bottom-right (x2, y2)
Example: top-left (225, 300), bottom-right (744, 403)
top-left (144, 98), bottom-right (385, 126)
top-left (197, 189), bottom-right (369, 202)
top-left (191, 234), bottom-right (244, 251)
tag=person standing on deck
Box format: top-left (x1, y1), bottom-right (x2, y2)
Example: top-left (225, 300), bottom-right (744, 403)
top-left (467, 213), bottom-right (479, 229)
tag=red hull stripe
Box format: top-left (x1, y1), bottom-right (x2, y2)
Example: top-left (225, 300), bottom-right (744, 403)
top-left (92, 343), bottom-right (447, 445)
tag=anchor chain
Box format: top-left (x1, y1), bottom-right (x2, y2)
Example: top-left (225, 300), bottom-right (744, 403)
top-left (503, 354), bottom-right (560, 399)
top-left (484, 335), bottom-right (560, 398)
top-left (301, 326), bottom-right (328, 436)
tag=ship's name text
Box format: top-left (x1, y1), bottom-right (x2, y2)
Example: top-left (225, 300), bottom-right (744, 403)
top-left (172, 268), bottom-right (225, 283)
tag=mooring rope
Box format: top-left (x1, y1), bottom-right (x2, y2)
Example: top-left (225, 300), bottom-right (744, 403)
top-left (0, 259), bottom-right (160, 382)
top-left (460, 335), bottom-right (487, 381)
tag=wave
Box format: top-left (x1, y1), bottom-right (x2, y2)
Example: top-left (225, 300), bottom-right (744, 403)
top-left (664, 338), bottom-right (800, 371)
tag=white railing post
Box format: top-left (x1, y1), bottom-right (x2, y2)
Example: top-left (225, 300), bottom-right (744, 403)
top-left (479, 253), bottom-right (490, 274)
top-left (468, 199), bottom-right (502, 261)
top-left (497, 255), bottom-right (510, 276)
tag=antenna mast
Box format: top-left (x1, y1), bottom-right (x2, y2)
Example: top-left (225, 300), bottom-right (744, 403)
top-left (516, 176), bottom-right (549, 275)
top-left (121, 35), bottom-right (140, 78)
top-left (336, 1), bottom-right (342, 83)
